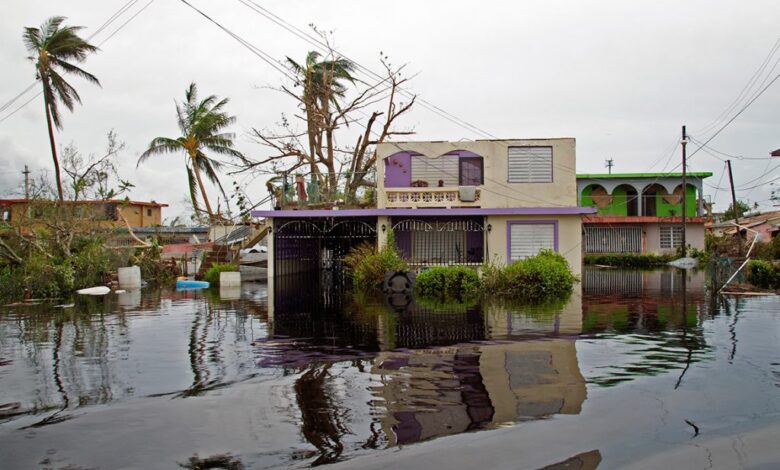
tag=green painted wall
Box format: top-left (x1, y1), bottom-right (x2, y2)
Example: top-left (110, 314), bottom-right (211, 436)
top-left (655, 185), bottom-right (697, 217)
top-left (581, 184), bottom-right (697, 216)
top-left (581, 185), bottom-right (627, 216)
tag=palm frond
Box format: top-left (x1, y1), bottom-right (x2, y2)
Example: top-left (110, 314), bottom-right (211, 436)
top-left (137, 137), bottom-right (184, 167)
top-left (50, 58), bottom-right (100, 86)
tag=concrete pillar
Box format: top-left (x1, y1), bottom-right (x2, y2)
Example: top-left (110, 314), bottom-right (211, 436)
top-left (377, 216), bottom-right (389, 249)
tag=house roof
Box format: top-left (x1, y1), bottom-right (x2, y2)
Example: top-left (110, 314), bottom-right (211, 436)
top-left (0, 199), bottom-right (168, 207)
top-left (577, 172), bottom-right (712, 179)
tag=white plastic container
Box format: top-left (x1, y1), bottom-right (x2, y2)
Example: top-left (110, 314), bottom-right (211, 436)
top-left (220, 271), bottom-right (241, 287)
top-left (117, 266), bottom-right (142, 288)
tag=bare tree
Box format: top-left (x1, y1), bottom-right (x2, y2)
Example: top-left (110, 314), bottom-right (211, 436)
top-left (238, 46), bottom-right (415, 206)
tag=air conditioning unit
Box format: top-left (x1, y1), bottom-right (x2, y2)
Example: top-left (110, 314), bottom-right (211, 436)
top-left (459, 186), bottom-right (476, 202)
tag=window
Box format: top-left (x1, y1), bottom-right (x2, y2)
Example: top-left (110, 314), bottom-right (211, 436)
top-left (508, 222), bottom-right (556, 261)
top-left (660, 225), bottom-right (684, 249)
top-left (411, 156), bottom-right (459, 186)
top-left (1, 208), bottom-right (10, 223)
top-left (104, 203), bottom-right (118, 221)
top-left (147, 208), bottom-right (152, 217)
top-left (459, 157), bottom-right (483, 186)
top-left (507, 146), bottom-right (552, 183)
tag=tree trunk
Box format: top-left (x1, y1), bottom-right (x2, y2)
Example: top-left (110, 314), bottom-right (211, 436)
top-left (42, 87), bottom-right (64, 201)
top-left (192, 159), bottom-right (215, 222)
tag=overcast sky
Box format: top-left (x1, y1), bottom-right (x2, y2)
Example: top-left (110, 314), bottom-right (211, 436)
top-left (1, 0), bottom-right (779, 220)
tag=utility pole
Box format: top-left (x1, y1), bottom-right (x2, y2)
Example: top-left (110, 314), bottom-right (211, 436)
top-left (726, 159), bottom-right (742, 256)
top-left (22, 165), bottom-right (30, 200)
top-left (681, 126), bottom-right (687, 257)
top-left (605, 158), bottom-right (614, 174)
top-left (22, 165), bottom-right (31, 220)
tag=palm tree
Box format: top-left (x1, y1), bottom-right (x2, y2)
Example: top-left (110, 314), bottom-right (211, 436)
top-left (286, 51), bottom-right (356, 190)
top-left (23, 16), bottom-right (100, 201)
top-left (138, 83), bottom-right (244, 222)
top-left (286, 51), bottom-right (356, 109)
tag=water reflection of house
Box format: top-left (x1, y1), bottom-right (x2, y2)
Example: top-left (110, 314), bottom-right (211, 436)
top-left (577, 172), bottom-right (711, 254)
top-left (373, 340), bottom-right (586, 446)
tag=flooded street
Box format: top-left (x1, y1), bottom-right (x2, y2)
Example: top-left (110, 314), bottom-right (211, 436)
top-left (1, 269), bottom-right (779, 469)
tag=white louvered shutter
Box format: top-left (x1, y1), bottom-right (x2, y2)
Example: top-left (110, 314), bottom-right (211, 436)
top-left (509, 224), bottom-right (555, 261)
top-left (411, 156), bottom-right (459, 186)
top-left (507, 147), bottom-right (553, 183)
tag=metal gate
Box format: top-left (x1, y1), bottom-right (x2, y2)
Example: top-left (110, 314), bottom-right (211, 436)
top-left (584, 225), bottom-right (642, 253)
top-left (274, 217), bottom-right (377, 309)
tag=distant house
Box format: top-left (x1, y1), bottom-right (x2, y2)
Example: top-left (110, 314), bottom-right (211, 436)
top-left (0, 199), bottom-right (167, 230)
top-left (577, 172), bottom-right (712, 254)
top-left (707, 210), bottom-right (780, 242)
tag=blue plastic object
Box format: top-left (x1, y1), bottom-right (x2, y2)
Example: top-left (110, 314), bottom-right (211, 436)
top-left (176, 279), bottom-right (210, 290)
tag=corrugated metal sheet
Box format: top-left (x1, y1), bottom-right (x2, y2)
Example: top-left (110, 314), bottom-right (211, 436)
top-left (509, 224), bottom-right (555, 261)
top-left (584, 226), bottom-right (642, 253)
top-left (507, 146), bottom-right (553, 183)
top-left (411, 156), bottom-right (459, 186)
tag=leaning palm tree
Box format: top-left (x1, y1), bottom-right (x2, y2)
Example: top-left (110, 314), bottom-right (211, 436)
top-left (286, 51), bottom-right (356, 109)
top-left (23, 16), bottom-right (100, 201)
top-left (286, 51), bottom-right (356, 191)
top-left (138, 83), bottom-right (244, 222)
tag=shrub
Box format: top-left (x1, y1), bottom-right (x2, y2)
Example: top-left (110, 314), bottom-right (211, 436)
top-left (22, 254), bottom-right (75, 298)
top-left (414, 265), bottom-right (481, 303)
top-left (204, 263), bottom-right (239, 286)
top-left (344, 230), bottom-right (407, 291)
top-left (584, 253), bottom-right (676, 268)
top-left (746, 260), bottom-right (780, 289)
top-left (483, 250), bottom-right (576, 302)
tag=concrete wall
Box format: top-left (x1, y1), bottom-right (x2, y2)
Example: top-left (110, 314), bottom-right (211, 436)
top-left (377, 139), bottom-right (578, 209)
top-left (1, 201), bottom-right (163, 229)
top-left (646, 223), bottom-right (705, 254)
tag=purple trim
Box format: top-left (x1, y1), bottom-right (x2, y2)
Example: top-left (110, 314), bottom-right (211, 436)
top-left (506, 220), bottom-right (559, 262)
top-left (252, 207), bottom-right (595, 218)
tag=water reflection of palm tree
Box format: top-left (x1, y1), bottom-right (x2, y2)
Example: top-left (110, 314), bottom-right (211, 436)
top-left (294, 363), bottom-right (349, 465)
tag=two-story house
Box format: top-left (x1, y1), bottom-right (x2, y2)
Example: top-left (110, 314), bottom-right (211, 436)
top-left (253, 138), bottom-right (595, 304)
top-left (576, 172), bottom-right (712, 254)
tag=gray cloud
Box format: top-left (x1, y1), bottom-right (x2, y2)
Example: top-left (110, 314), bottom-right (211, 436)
top-left (1, 0), bottom-right (779, 218)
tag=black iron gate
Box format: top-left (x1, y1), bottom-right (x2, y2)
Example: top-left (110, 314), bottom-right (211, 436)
top-left (274, 217), bottom-right (377, 311)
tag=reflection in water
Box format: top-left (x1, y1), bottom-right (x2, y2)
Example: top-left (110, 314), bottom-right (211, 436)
top-left (581, 268), bottom-right (710, 387)
top-left (539, 449), bottom-right (602, 470)
top-left (0, 268), bottom-right (725, 468)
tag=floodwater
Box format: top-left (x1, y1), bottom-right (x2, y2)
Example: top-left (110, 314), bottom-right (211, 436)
top-left (0, 269), bottom-right (778, 469)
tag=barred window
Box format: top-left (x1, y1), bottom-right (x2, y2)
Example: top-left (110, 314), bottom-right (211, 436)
top-left (660, 226), bottom-right (684, 249)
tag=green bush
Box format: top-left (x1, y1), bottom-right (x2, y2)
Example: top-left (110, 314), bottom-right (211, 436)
top-left (482, 250), bottom-right (576, 302)
top-left (22, 254), bottom-right (75, 298)
top-left (203, 263), bottom-right (239, 286)
top-left (584, 253), bottom-right (676, 268)
top-left (344, 230), bottom-right (407, 291)
top-left (414, 265), bottom-right (481, 303)
top-left (746, 260), bottom-right (780, 289)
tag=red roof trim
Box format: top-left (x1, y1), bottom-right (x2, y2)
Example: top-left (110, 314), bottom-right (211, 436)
top-left (0, 199), bottom-right (168, 207)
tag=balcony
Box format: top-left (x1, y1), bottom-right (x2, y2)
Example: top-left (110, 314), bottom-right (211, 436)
top-left (384, 187), bottom-right (482, 208)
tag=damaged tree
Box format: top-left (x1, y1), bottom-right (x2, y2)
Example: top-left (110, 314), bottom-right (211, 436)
top-left (240, 45), bottom-right (416, 206)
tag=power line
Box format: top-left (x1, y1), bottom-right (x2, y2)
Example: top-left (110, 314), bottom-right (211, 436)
top-left (693, 38), bottom-right (780, 136)
top-left (0, 0), bottom-right (156, 126)
top-left (234, 0), bottom-right (499, 140)
top-left (687, 72), bottom-right (780, 161)
top-left (178, 0), bottom-right (296, 81)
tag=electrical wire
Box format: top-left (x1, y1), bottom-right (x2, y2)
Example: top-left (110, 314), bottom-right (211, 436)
top-left (234, 0), bottom-right (499, 140)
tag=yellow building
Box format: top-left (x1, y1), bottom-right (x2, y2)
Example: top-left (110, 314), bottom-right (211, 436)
top-left (0, 199), bottom-right (167, 230)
